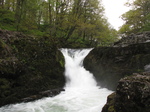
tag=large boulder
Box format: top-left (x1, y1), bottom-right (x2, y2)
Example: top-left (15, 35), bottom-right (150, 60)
top-left (0, 30), bottom-right (65, 107)
top-left (102, 72), bottom-right (150, 112)
top-left (84, 42), bottom-right (150, 90)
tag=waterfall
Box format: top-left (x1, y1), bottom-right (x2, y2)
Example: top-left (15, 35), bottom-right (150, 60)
top-left (0, 49), bottom-right (112, 112)
top-left (61, 48), bottom-right (97, 89)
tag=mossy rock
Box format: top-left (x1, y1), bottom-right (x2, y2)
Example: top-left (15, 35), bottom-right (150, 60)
top-left (102, 93), bottom-right (116, 112)
top-left (0, 30), bottom-right (65, 107)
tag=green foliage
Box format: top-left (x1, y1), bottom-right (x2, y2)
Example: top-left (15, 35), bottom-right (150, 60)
top-left (25, 30), bottom-right (47, 36)
top-left (0, 9), bottom-right (14, 24)
top-left (119, 0), bottom-right (150, 35)
top-left (0, 9), bottom-right (16, 31)
top-left (118, 24), bottom-right (131, 34)
top-left (0, 0), bottom-right (118, 47)
top-left (140, 14), bottom-right (150, 31)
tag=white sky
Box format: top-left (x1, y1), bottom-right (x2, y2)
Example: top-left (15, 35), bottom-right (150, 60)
top-left (102, 0), bottom-right (131, 30)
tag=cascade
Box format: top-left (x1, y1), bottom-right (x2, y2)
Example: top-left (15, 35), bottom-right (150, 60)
top-left (0, 49), bottom-right (112, 112)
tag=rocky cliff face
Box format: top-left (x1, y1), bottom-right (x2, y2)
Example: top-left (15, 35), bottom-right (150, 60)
top-left (0, 30), bottom-right (65, 107)
top-left (102, 72), bottom-right (150, 112)
top-left (83, 32), bottom-right (150, 111)
top-left (84, 42), bottom-right (150, 90)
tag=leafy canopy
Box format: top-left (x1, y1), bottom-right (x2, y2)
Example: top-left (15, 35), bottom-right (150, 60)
top-left (119, 0), bottom-right (150, 35)
top-left (0, 0), bottom-right (118, 47)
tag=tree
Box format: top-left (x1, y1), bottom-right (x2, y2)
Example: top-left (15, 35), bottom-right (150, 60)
top-left (0, 0), bottom-right (118, 47)
top-left (119, 0), bottom-right (150, 35)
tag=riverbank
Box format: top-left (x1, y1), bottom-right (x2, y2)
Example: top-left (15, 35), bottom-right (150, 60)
top-left (0, 29), bottom-right (65, 107)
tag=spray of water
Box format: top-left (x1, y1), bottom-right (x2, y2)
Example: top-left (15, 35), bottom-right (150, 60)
top-left (144, 64), bottom-right (150, 72)
top-left (0, 49), bottom-right (112, 112)
top-left (61, 48), bottom-right (97, 89)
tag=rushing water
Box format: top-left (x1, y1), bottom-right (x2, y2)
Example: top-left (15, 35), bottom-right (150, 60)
top-left (0, 49), bottom-right (112, 112)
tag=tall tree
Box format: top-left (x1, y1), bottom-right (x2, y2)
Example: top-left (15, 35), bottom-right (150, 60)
top-left (119, 0), bottom-right (150, 35)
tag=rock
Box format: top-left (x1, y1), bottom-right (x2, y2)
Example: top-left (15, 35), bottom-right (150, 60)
top-left (21, 95), bottom-right (41, 102)
top-left (84, 42), bottom-right (150, 90)
top-left (0, 30), bottom-right (65, 107)
top-left (114, 31), bottom-right (150, 47)
top-left (102, 72), bottom-right (150, 112)
top-left (21, 88), bottom-right (65, 102)
top-left (39, 88), bottom-right (65, 97)
top-left (102, 93), bottom-right (116, 112)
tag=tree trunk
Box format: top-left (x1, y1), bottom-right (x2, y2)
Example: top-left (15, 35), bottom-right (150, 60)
top-left (48, 0), bottom-right (52, 36)
top-left (0, 0), bottom-right (4, 9)
top-left (15, 0), bottom-right (24, 31)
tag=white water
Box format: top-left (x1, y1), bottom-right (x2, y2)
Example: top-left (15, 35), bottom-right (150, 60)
top-left (0, 49), bottom-right (112, 112)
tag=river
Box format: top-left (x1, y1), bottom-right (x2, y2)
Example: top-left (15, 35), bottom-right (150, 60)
top-left (0, 49), bottom-right (112, 112)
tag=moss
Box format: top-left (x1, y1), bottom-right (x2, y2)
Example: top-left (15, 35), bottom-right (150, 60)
top-left (102, 93), bottom-right (117, 112)
top-left (0, 78), bottom-right (11, 99)
top-left (108, 106), bottom-right (116, 112)
top-left (0, 79), bottom-right (10, 88)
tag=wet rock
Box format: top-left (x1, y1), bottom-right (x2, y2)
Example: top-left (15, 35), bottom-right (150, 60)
top-left (0, 30), bottom-right (65, 107)
top-left (21, 95), bottom-right (41, 102)
top-left (102, 93), bottom-right (116, 112)
top-left (84, 42), bottom-right (150, 90)
top-left (39, 88), bottom-right (65, 97)
top-left (102, 72), bottom-right (150, 112)
top-left (21, 88), bottom-right (65, 102)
